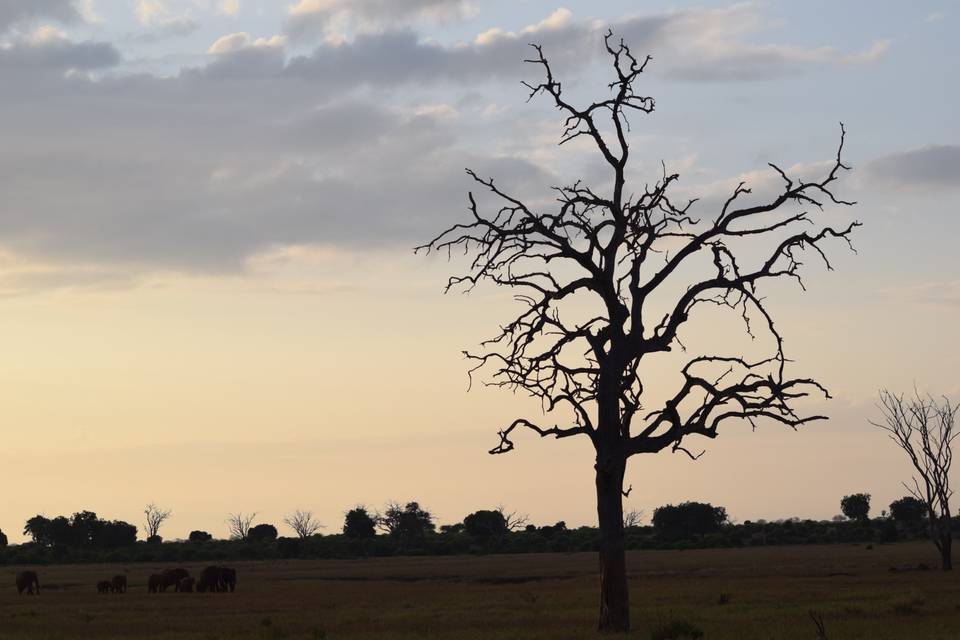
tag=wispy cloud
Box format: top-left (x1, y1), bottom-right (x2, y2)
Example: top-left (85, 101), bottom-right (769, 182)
top-left (866, 145), bottom-right (960, 190)
top-left (285, 0), bottom-right (477, 41)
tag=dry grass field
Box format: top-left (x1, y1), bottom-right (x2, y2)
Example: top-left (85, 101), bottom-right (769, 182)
top-left (1, 542), bottom-right (958, 639)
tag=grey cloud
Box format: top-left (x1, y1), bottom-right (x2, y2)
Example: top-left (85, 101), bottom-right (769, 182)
top-left (0, 3), bottom-right (890, 290)
top-left (0, 37), bottom-right (120, 71)
top-left (284, 0), bottom-right (474, 41)
top-left (866, 145), bottom-right (960, 189)
top-left (0, 67), bottom-right (552, 274)
top-left (0, 0), bottom-right (80, 32)
top-left (275, 7), bottom-right (880, 87)
top-left (193, 44), bottom-right (286, 79)
top-left (134, 17), bottom-right (201, 43)
top-left (279, 21), bottom-right (604, 87)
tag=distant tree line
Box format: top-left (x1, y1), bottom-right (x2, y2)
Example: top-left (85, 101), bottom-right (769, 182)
top-left (21, 512), bottom-right (137, 549)
top-left (1, 496), bottom-right (956, 566)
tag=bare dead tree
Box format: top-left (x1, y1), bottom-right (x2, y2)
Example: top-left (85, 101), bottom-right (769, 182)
top-left (496, 504), bottom-right (530, 531)
top-left (375, 500), bottom-right (403, 535)
top-left (417, 31), bottom-right (858, 632)
top-left (227, 512), bottom-right (257, 541)
top-left (143, 503), bottom-right (172, 540)
top-left (284, 509), bottom-right (324, 539)
top-left (873, 390), bottom-right (957, 570)
top-left (623, 508), bottom-right (644, 529)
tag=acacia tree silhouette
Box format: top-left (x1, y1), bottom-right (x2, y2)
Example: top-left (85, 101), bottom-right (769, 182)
top-left (418, 32), bottom-right (858, 632)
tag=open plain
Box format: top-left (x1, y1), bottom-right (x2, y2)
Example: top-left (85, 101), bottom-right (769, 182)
top-left (1, 542), bottom-right (958, 639)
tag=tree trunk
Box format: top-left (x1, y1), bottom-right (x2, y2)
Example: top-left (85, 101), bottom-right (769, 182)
top-left (939, 519), bottom-right (952, 571)
top-left (596, 454), bottom-right (629, 632)
top-left (930, 515), bottom-right (953, 571)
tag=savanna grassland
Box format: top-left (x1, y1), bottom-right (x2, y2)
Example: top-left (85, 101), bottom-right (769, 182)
top-left (1, 542), bottom-right (958, 639)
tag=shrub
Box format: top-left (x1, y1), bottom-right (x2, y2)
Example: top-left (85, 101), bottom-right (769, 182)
top-left (650, 619), bottom-right (705, 640)
top-left (188, 530), bottom-right (213, 543)
top-left (463, 510), bottom-right (508, 542)
top-left (247, 524), bottom-right (279, 543)
top-left (343, 507), bottom-right (377, 539)
top-left (653, 502), bottom-right (727, 539)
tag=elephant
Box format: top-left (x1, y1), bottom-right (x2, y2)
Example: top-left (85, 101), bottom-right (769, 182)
top-left (15, 571), bottom-right (40, 595)
top-left (160, 568), bottom-right (190, 592)
top-left (147, 573), bottom-right (164, 594)
top-left (97, 580), bottom-right (112, 594)
top-left (178, 577), bottom-right (195, 593)
top-left (219, 567), bottom-right (237, 592)
top-left (197, 565), bottom-right (221, 593)
top-left (111, 575), bottom-right (127, 594)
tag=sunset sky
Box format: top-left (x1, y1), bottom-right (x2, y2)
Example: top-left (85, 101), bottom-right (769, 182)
top-left (0, 0), bottom-right (958, 542)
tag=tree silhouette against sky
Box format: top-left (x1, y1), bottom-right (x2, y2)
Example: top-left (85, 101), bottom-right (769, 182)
top-left (419, 32), bottom-right (859, 632)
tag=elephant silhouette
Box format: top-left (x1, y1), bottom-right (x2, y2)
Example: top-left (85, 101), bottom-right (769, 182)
top-left (160, 568), bottom-right (190, 592)
top-left (15, 571), bottom-right (40, 595)
top-left (111, 575), bottom-right (127, 594)
top-left (147, 573), bottom-right (164, 594)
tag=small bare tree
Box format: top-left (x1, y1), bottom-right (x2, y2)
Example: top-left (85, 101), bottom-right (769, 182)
top-left (144, 503), bottom-right (172, 540)
top-left (496, 504), bottom-right (530, 531)
top-left (623, 508), bottom-right (644, 529)
top-left (284, 509), bottom-right (324, 538)
top-left (873, 390), bottom-right (958, 570)
top-left (227, 512), bottom-right (257, 540)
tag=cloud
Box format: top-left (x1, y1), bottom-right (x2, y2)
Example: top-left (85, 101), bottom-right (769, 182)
top-left (279, 5), bottom-right (892, 87)
top-left (883, 280), bottom-right (960, 307)
top-left (219, 0), bottom-right (241, 17)
top-left (0, 62), bottom-right (551, 278)
top-left (0, 3), bottom-right (900, 291)
top-left (207, 32), bottom-right (285, 54)
top-left (627, 5), bottom-right (889, 81)
top-left (0, 26), bottom-right (120, 71)
top-left (0, 250), bottom-right (138, 297)
top-left (285, 0), bottom-right (476, 41)
top-left (0, 0), bottom-right (81, 33)
top-left (866, 146), bottom-right (960, 190)
top-left (198, 32), bottom-right (287, 77)
top-left (134, 0), bottom-right (199, 40)
top-left (842, 39), bottom-right (890, 65)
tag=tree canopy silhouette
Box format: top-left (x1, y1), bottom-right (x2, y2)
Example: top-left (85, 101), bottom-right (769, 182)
top-left (840, 493), bottom-right (871, 522)
top-left (418, 31), bottom-right (858, 631)
top-left (343, 506), bottom-right (377, 539)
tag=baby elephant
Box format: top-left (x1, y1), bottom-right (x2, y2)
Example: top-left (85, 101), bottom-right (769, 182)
top-left (111, 575), bottom-right (127, 594)
top-left (178, 577), bottom-right (195, 593)
top-left (15, 571), bottom-right (40, 595)
top-left (97, 580), bottom-right (113, 594)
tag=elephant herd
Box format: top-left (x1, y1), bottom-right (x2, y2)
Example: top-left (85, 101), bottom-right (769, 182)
top-left (146, 566), bottom-right (236, 593)
top-left (14, 567), bottom-right (236, 595)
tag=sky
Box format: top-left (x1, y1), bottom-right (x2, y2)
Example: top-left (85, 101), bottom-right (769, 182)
top-left (0, 0), bottom-right (958, 542)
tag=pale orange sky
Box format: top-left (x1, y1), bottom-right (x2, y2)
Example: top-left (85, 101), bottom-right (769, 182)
top-left (0, 248), bottom-right (957, 542)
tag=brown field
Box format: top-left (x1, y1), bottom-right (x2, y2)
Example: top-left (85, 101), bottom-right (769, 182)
top-left (1, 542), bottom-right (959, 639)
